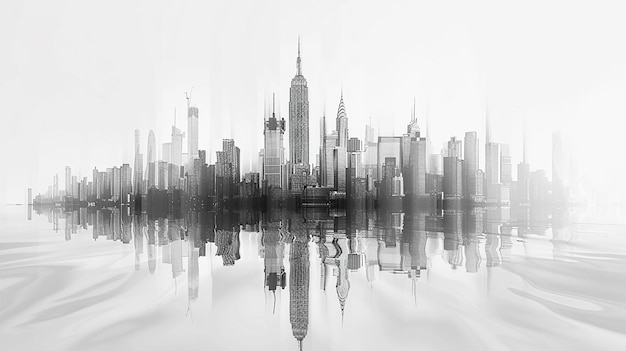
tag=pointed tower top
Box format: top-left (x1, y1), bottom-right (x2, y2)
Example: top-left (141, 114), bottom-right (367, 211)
top-left (412, 97), bottom-right (416, 123)
top-left (523, 114), bottom-right (528, 163)
top-left (337, 89), bottom-right (346, 121)
top-left (485, 98), bottom-right (491, 144)
top-left (296, 37), bottom-right (302, 76)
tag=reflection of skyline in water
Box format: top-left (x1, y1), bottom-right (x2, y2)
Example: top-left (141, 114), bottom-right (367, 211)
top-left (34, 206), bottom-right (568, 350)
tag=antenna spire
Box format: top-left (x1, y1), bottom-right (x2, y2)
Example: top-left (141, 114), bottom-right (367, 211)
top-left (485, 98), bottom-right (491, 144)
top-left (185, 88), bottom-right (193, 110)
top-left (523, 113), bottom-right (528, 163)
top-left (296, 37), bottom-right (302, 75)
top-left (272, 93), bottom-right (275, 118)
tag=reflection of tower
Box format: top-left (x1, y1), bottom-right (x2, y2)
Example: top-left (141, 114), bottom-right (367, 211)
top-left (335, 237), bottom-right (350, 319)
top-left (188, 243), bottom-right (199, 302)
top-left (463, 208), bottom-right (483, 273)
top-left (262, 222), bottom-right (286, 291)
top-left (168, 220), bottom-right (184, 278)
top-left (289, 232), bottom-right (310, 351)
top-left (215, 212), bottom-right (241, 266)
top-left (443, 210), bottom-right (464, 269)
top-left (133, 214), bottom-right (144, 270)
top-left (147, 218), bottom-right (157, 273)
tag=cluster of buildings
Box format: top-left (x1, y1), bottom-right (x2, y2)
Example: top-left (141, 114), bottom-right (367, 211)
top-left (33, 39), bottom-right (573, 212)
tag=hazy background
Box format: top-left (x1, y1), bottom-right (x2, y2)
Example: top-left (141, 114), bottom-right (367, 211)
top-left (1, 0), bottom-right (625, 204)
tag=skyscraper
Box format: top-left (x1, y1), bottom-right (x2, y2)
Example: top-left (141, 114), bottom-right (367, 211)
top-left (444, 137), bottom-right (463, 199)
top-left (363, 121), bottom-right (378, 185)
top-left (171, 125), bottom-right (183, 168)
top-left (500, 143), bottom-right (512, 185)
top-left (484, 111), bottom-right (500, 203)
top-left (323, 132), bottom-right (338, 188)
top-left (289, 38), bottom-right (310, 169)
top-left (336, 92), bottom-right (348, 149)
top-left (319, 113), bottom-right (327, 186)
top-left (333, 147), bottom-right (347, 192)
top-left (65, 166), bottom-right (72, 198)
top-left (377, 136), bottom-right (402, 181)
top-left (263, 98), bottom-right (286, 188)
top-left (407, 137), bottom-right (427, 197)
top-left (53, 174), bottom-right (59, 200)
top-left (464, 131), bottom-right (479, 200)
top-left (170, 125), bottom-right (184, 189)
top-left (222, 139), bottom-right (240, 182)
top-left (147, 130), bottom-right (157, 189)
top-left (121, 164), bottom-right (132, 203)
top-left (133, 129), bottom-right (144, 196)
top-left (517, 124), bottom-right (530, 205)
top-left (161, 143), bottom-right (171, 164)
top-left (187, 95), bottom-right (199, 163)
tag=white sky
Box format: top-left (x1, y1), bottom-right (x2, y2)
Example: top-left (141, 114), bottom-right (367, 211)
top-left (1, 0), bottom-right (625, 203)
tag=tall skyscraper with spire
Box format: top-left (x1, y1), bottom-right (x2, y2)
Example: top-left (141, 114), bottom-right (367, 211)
top-left (147, 130), bottom-right (157, 189)
top-left (289, 38), bottom-right (310, 170)
top-left (187, 93), bottom-right (199, 163)
top-left (264, 94), bottom-right (286, 188)
top-left (336, 91), bottom-right (348, 148)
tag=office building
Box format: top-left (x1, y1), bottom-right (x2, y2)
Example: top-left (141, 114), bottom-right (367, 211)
top-left (187, 101), bottom-right (199, 163)
top-left (264, 101), bottom-right (286, 189)
top-left (464, 131), bottom-right (479, 199)
top-left (289, 38), bottom-right (310, 168)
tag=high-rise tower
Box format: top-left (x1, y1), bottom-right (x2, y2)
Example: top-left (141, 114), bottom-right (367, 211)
top-left (289, 38), bottom-right (310, 170)
top-left (147, 130), bottom-right (157, 188)
top-left (186, 92), bottom-right (199, 163)
top-left (336, 91), bottom-right (348, 148)
top-left (264, 94), bottom-right (286, 188)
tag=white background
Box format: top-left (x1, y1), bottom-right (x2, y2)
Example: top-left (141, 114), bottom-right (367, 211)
top-left (1, 0), bottom-right (625, 204)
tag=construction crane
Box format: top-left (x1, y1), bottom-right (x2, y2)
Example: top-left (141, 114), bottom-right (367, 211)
top-left (185, 88), bottom-right (193, 110)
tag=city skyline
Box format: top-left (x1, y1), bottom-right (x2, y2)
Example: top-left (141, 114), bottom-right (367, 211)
top-left (5, 2), bottom-right (626, 351)
top-left (20, 40), bottom-right (584, 208)
top-left (24, 35), bottom-right (579, 209)
top-left (3, 0), bottom-right (625, 204)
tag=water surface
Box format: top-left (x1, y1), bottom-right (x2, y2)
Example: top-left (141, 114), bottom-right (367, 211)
top-left (1, 205), bottom-right (625, 351)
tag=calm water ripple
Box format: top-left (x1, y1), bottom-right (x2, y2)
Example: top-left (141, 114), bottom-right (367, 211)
top-left (1, 205), bottom-right (626, 351)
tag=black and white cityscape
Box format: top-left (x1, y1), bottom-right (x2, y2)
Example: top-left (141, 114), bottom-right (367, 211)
top-left (30, 41), bottom-right (569, 211)
top-left (3, 1), bottom-right (626, 350)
